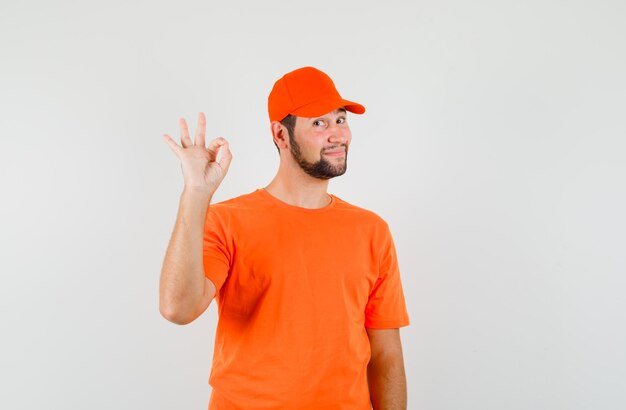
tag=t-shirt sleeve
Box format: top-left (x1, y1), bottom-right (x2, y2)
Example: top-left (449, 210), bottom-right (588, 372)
top-left (364, 221), bottom-right (411, 329)
top-left (202, 206), bottom-right (232, 292)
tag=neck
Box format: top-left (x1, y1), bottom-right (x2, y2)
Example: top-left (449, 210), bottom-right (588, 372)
top-left (264, 161), bottom-right (331, 209)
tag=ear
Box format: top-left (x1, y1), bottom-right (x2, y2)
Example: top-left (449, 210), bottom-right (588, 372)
top-left (270, 121), bottom-right (289, 149)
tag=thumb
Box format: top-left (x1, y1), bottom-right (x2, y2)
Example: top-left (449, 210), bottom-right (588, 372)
top-left (218, 141), bottom-right (233, 173)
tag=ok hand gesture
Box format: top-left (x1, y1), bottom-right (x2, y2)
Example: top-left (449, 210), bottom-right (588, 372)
top-left (163, 112), bottom-right (232, 197)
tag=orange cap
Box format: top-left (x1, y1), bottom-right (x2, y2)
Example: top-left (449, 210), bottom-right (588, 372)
top-left (267, 66), bottom-right (366, 123)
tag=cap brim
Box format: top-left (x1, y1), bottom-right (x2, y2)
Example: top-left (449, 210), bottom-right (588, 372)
top-left (290, 97), bottom-right (366, 118)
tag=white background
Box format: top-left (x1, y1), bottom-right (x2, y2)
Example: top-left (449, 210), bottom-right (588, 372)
top-left (1, 0), bottom-right (625, 409)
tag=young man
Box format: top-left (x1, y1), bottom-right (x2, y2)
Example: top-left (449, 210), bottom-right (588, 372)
top-left (160, 66), bottom-right (410, 409)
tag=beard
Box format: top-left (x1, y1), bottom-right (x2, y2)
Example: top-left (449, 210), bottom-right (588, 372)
top-left (289, 134), bottom-right (348, 180)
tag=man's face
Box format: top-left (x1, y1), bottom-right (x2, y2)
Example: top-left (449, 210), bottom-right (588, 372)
top-left (288, 108), bottom-right (352, 180)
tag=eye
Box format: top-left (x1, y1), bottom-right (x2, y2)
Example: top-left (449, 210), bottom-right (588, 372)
top-left (313, 119), bottom-right (325, 127)
top-left (337, 117), bottom-right (347, 124)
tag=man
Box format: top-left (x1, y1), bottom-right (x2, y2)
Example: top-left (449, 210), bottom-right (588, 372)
top-left (160, 66), bottom-right (410, 409)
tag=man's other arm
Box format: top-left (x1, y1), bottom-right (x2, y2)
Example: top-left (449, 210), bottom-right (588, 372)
top-left (366, 328), bottom-right (407, 410)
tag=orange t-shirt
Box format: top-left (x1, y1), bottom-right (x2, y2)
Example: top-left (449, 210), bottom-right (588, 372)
top-left (202, 188), bottom-right (410, 410)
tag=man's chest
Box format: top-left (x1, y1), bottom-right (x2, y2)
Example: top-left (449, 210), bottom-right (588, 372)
top-left (219, 217), bottom-right (380, 317)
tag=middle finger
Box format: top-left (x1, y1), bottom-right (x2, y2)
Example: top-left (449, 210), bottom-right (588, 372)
top-left (194, 112), bottom-right (206, 148)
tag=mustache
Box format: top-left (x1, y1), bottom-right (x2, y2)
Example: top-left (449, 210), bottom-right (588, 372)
top-left (323, 144), bottom-right (348, 153)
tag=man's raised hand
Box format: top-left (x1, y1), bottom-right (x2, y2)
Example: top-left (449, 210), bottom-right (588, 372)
top-left (163, 112), bottom-right (232, 197)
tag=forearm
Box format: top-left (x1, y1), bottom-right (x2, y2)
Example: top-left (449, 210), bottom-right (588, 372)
top-left (159, 187), bottom-right (212, 323)
top-left (367, 354), bottom-right (407, 410)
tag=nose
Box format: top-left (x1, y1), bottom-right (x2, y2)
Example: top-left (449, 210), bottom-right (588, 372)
top-left (327, 122), bottom-right (349, 145)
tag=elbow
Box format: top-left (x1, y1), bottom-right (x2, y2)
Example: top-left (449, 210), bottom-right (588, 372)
top-left (159, 301), bottom-right (196, 325)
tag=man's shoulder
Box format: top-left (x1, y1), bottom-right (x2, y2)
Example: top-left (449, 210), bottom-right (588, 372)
top-left (331, 194), bottom-right (389, 227)
top-left (208, 189), bottom-right (261, 212)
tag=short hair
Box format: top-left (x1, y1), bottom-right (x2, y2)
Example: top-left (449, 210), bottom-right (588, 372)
top-left (273, 114), bottom-right (297, 154)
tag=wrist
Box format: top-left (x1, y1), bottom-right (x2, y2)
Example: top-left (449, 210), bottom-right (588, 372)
top-left (181, 186), bottom-right (213, 200)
